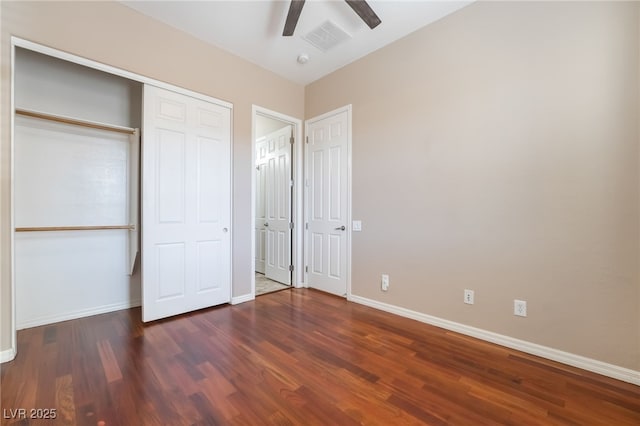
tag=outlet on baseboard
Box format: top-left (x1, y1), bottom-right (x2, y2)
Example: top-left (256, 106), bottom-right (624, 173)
top-left (381, 274), bottom-right (389, 291)
top-left (464, 289), bottom-right (474, 305)
top-left (514, 299), bottom-right (527, 317)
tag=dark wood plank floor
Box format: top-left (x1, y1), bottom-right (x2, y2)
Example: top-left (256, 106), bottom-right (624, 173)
top-left (1, 288), bottom-right (639, 425)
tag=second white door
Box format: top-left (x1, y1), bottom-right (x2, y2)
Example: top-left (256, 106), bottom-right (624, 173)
top-left (256, 125), bottom-right (292, 285)
top-left (305, 107), bottom-right (350, 296)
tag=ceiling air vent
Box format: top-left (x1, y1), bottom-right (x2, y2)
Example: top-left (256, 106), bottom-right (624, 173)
top-left (303, 20), bottom-right (352, 52)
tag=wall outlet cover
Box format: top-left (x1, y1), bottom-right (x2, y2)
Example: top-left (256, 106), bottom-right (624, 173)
top-left (464, 289), bottom-right (474, 305)
top-left (514, 299), bottom-right (527, 317)
top-left (381, 274), bottom-right (389, 291)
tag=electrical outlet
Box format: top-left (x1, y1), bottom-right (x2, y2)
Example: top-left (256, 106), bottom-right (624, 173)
top-left (514, 299), bottom-right (527, 317)
top-left (381, 274), bottom-right (389, 291)
top-left (464, 289), bottom-right (474, 305)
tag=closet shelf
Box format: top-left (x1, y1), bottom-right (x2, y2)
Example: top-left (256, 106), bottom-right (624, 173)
top-left (15, 108), bottom-right (137, 135)
top-left (15, 225), bottom-right (136, 232)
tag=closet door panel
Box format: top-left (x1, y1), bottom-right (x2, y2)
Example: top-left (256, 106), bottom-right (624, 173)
top-left (142, 85), bottom-right (231, 322)
top-left (156, 129), bottom-right (186, 224)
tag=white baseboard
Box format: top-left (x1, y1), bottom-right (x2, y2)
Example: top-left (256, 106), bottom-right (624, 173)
top-left (348, 294), bottom-right (640, 386)
top-left (17, 299), bottom-right (142, 330)
top-left (231, 293), bottom-right (254, 305)
top-left (0, 347), bottom-right (16, 363)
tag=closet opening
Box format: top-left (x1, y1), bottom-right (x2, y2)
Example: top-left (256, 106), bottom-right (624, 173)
top-left (8, 38), bottom-right (234, 361)
top-left (11, 38), bottom-right (233, 332)
top-left (13, 47), bottom-right (143, 330)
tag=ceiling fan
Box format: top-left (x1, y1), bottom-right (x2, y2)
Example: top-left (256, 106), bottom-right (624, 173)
top-left (283, 0), bottom-right (382, 36)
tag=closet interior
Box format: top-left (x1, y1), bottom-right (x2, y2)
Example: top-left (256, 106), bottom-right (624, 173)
top-left (14, 48), bottom-right (142, 329)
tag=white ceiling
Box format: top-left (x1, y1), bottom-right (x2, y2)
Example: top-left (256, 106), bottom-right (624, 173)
top-left (122, 1), bottom-right (472, 85)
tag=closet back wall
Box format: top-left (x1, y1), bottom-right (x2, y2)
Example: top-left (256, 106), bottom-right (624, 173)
top-left (15, 48), bottom-right (142, 128)
top-left (1, 1), bottom-right (304, 354)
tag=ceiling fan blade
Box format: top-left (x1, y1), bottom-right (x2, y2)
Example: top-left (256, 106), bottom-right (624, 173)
top-left (345, 0), bottom-right (382, 29)
top-left (283, 0), bottom-right (306, 36)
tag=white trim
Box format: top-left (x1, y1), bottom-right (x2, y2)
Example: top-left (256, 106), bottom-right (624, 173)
top-left (0, 347), bottom-right (16, 364)
top-left (251, 105), bottom-right (304, 298)
top-left (348, 294), bottom-right (640, 386)
top-left (304, 105), bottom-right (353, 298)
top-left (231, 294), bottom-right (255, 305)
top-left (228, 94), bottom-right (235, 306)
top-left (12, 38), bottom-right (233, 109)
top-left (9, 38), bottom-right (17, 361)
top-left (16, 300), bottom-right (141, 331)
top-left (346, 105), bottom-right (352, 298)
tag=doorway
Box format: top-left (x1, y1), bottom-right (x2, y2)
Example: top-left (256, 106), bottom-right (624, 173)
top-left (304, 106), bottom-right (352, 297)
top-left (252, 107), bottom-right (303, 297)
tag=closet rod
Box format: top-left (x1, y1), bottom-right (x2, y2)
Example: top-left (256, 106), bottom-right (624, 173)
top-left (15, 108), bottom-right (137, 135)
top-left (15, 225), bottom-right (135, 232)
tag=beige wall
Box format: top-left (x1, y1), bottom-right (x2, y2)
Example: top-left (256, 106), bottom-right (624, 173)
top-left (0, 1), bottom-right (304, 351)
top-left (306, 1), bottom-right (640, 370)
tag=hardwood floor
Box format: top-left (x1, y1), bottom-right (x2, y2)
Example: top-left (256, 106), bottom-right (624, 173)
top-left (1, 289), bottom-right (638, 425)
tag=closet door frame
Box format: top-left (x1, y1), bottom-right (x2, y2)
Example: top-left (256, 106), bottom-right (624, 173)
top-left (6, 37), bottom-right (234, 363)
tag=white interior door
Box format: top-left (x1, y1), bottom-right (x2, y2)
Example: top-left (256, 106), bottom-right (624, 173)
top-left (264, 125), bottom-right (292, 285)
top-left (142, 85), bottom-right (231, 322)
top-left (305, 108), bottom-right (350, 296)
top-left (255, 139), bottom-right (267, 274)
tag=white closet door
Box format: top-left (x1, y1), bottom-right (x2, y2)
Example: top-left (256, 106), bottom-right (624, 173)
top-left (142, 85), bottom-right (231, 322)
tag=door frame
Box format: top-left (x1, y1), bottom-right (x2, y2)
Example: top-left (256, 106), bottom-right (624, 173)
top-left (6, 37), bottom-right (233, 363)
top-left (251, 106), bottom-right (303, 296)
top-left (304, 105), bottom-right (353, 298)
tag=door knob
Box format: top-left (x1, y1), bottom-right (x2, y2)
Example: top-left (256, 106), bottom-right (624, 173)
top-left (335, 225), bottom-right (346, 231)
top-left (264, 222), bottom-right (269, 227)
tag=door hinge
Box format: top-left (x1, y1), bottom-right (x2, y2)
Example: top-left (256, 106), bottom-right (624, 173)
top-left (305, 223), bottom-right (308, 230)
top-left (290, 136), bottom-right (294, 145)
top-left (289, 222), bottom-right (294, 229)
top-left (305, 266), bottom-right (308, 273)
top-left (306, 136), bottom-right (309, 144)
top-left (290, 179), bottom-right (294, 188)
top-left (289, 265), bottom-right (294, 272)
